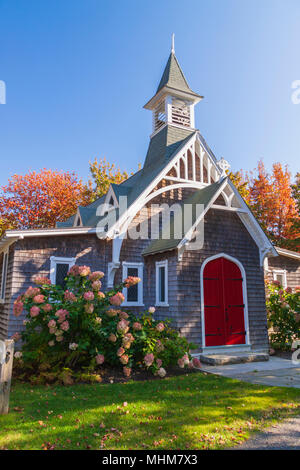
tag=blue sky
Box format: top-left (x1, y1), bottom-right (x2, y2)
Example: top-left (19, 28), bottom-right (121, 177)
top-left (0, 0), bottom-right (299, 187)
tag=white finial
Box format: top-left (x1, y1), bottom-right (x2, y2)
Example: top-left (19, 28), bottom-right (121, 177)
top-left (218, 158), bottom-right (231, 178)
top-left (171, 33), bottom-right (175, 54)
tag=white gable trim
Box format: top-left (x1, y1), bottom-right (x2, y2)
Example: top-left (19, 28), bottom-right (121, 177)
top-left (275, 247), bottom-right (300, 260)
top-left (73, 208), bottom-right (83, 227)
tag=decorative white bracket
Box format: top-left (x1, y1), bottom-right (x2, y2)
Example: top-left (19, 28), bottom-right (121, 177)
top-left (107, 261), bottom-right (120, 288)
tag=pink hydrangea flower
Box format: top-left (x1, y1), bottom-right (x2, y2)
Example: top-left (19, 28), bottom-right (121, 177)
top-left (11, 332), bottom-right (21, 342)
top-left (148, 306), bottom-right (156, 314)
top-left (156, 358), bottom-right (162, 368)
top-left (79, 266), bottom-right (91, 277)
top-left (30, 306), bottom-right (40, 317)
top-left (156, 322), bottom-right (165, 332)
top-left (13, 300), bottom-right (23, 317)
top-left (48, 319), bottom-right (56, 329)
top-left (96, 354), bottom-right (105, 365)
top-left (123, 276), bottom-right (141, 288)
top-left (183, 354), bottom-right (189, 365)
top-left (123, 366), bottom-right (131, 377)
top-left (119, 354), bottom-right (129, 365)
top-left (133, 322), bottom-right (142, 331)
top-left (84, 291), bottom-right (94, 301)
top-left (84, 303), bottom-right (94, 314)
top-left (55, 309), bottom-right (69, 323)
top-left (42, 303), bottom-right (52, 312)
top-left (69, 342), bottom-right (78, 350)
top-left (109, 292), bottom-right (125, 306)
top-left (25, 286), bottom-right (41, 298)
top-left (106, 309), bottom-right (118, 317)
top-left (89, 271), bottom-right (105, 281)
top-left (48, 340), bottom-right (55, 347)
top-left (64, 290), bottom-right (77, 302)
top-left (33, 294), bottom-right (45, 304)
top-left (97, 291), bottom-right (105, 299)
top-left (91, 280), bottom-right (102, 291)
top-left (157, 367), bottom-right (166, 378)
top-left (192, 357), bottom-right (201, 368)
top-left (117, 319), bottom-right (130, 334)
top-left (95, 317), bottom-right (102, 324)
top-left (34, 276), bottom-right (51, 285)
top-left (178, 358), bottom-right (185, 368)
top-left (119, 311), bottom-right (129, 320)
top-left (108, 333), bottom-right (117, 343)
top-left (61, 320), bottom-right (69, 331)
top-left (144, 353), bottom-right (154, 367)
top-left (56, 335), bottom-right (63, 342)
top-left (117, 347), bottom-right (125, 357)
top-left (49, 328), bottom-right (56, 334)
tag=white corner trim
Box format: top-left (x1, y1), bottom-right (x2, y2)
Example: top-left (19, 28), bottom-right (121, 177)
top-left (200, 253), bottom-right (251, 350)
top-left (155, 260), bottom-right (169, 306)
top-left (49, 256), bottom-right (76, 285)
top-left (73, 208), bottom-right (83, 227)
top-left (0, 247), bottom-right (9, 302)
top-left (122, 261), bottom-right (144, 306)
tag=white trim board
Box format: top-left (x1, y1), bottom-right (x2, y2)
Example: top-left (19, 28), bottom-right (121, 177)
top-left (122, 261), bottom-right (144, 307)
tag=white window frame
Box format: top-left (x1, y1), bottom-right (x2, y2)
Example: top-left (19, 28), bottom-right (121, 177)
top-left (155, 260), bottom-right (169, 307)
top-left (0, 248), bottom-right (9, 303)
top-left (273, 269), bottom-right (287, 289)
top-left (50, 256), bottom-right (76, 285)
top-left (122, 261), bottom-right (144, 306)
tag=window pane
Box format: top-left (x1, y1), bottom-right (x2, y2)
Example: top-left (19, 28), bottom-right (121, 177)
top-left (127, 267), bottom-right (138, 302)
top-left (1, 253), bottom-right (8, 299)
top-left (159, 266), bottom-right (165, 302)
top-left (55, 263), bottom-right (69, 289)
top-left (276, 274), bottom-right (284, 286)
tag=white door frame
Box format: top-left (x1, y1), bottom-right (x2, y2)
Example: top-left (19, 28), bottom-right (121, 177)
top-left (200, 253), bottom-right (251, 349)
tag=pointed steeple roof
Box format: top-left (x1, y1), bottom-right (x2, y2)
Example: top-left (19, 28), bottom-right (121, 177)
top-left (156, 52), bottom-right (193, 95)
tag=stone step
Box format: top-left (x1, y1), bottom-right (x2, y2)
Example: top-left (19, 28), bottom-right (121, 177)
top-left (199, 352), bottom-right (269, 366)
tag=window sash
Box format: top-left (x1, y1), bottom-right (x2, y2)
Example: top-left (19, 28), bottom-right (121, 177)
top-left (156, 260), bottom-right (168, 306)
top-left (122, 262), bottom-right (143, 306)
top-left (50, 256), bottom-right (76, 286)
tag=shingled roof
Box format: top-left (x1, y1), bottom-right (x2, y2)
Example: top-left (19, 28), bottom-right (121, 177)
top-left (156, 52), bottom-right (202, 99)
top-left (142, 180), bottom-right (225, 256)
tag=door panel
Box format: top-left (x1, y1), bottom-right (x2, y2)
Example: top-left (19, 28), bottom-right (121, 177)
top-left (203, 258), bottom-right (225, 346)
top-left (203, 257), bottom-right (246, 347)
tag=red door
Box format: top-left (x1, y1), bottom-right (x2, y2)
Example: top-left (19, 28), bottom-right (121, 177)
top-left (203, 257), bottom-right (246, 347)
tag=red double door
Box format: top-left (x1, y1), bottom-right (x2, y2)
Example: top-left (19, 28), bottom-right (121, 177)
top-left (203, 257), bottom-right (246, 347)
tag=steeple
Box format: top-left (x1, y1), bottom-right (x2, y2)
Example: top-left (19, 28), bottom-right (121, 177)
top-left (144, 35), bottom-right (203, 134)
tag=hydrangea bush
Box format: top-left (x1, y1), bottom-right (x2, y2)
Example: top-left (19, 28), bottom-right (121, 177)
top-left (12, 265), bottom-right (199, 384)
top-left (266, 280), bottom-right (300, 350)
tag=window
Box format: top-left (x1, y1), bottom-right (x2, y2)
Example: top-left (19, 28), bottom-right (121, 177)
top-left (122, 262), bottom-right (143, 306)
top-left (273, 270), bottom-right (287, 289)
top-left (0, 249), bottom-right (9, 302)
top-left (155, 260), bottom-right (168, 306)
top-left (50, 256), bottom-right (76, 288)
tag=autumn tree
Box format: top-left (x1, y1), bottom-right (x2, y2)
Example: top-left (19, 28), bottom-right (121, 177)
top-left (247, 161), bottom-right (299, 250)
top-left (228, 170), bottom-right (250, 202)
top-left (84, 158), bottom-right (133, 203)
top-left (0, 169), bottom-right (86, 234)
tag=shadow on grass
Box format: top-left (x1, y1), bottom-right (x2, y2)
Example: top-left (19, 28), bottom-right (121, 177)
top-left (1, 373), bottom-right (299, 450)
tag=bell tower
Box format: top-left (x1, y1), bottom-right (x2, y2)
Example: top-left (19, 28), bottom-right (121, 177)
top-left (144, 35), bottom-right (203, 135)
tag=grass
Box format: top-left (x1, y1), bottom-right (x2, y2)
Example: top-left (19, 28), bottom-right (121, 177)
top-left (0, 372), bottom-right (300, 450)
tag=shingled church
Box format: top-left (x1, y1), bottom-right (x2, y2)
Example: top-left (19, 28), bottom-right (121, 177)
top-left (0, 41), bottom-right (277, 355)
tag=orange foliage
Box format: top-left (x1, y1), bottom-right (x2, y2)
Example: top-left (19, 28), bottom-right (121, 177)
top-left (247, 160), bottom-right (299, 249)
top-left (0, 169), bottom-right (86, 232)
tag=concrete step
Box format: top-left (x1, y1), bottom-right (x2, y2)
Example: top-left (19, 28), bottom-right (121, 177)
top-left (199, 352), bottom-right (269, 366)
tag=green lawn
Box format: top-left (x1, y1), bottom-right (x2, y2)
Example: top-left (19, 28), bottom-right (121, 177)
top-left (1, 372), bottom-right (299, 450)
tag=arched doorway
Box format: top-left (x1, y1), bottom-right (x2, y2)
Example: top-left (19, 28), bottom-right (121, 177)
top-left (201, 254), bottom-right (248, 347)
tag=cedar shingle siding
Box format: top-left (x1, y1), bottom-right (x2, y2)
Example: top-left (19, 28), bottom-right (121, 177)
top-left (266, 255), bottom-right (300, 289)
